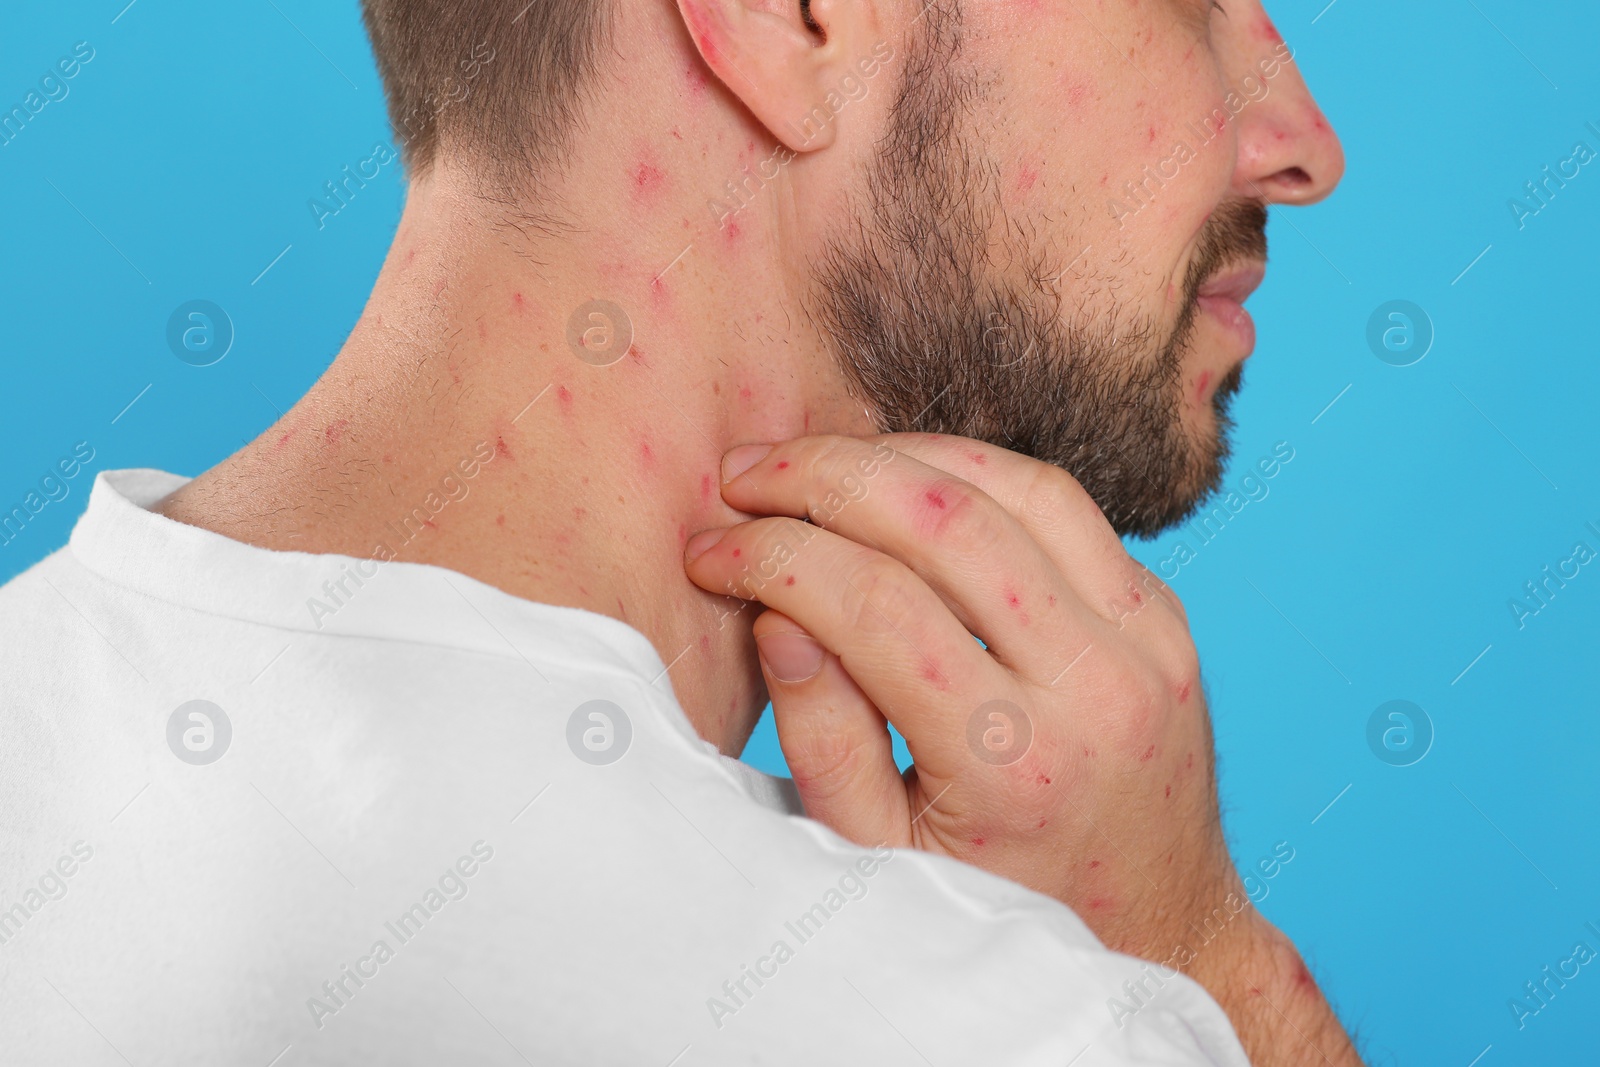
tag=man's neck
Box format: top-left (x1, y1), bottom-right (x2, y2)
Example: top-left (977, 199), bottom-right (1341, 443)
top-left (156, 172), bottom-right (874, 754)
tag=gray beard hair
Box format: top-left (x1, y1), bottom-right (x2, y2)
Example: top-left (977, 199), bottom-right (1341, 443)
top-left (806, 2), bottom-right (1262, 539)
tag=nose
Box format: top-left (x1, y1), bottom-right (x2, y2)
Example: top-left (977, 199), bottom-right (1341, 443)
top-left (1219, 9), bottom-right (1345, 206)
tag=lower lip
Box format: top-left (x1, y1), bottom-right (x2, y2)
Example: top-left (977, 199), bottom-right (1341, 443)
top-left (1196, 295), bottom-right (1256, 353)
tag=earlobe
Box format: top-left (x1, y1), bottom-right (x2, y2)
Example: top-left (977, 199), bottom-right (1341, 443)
top-left (675, 0), bottom-right (873, 153)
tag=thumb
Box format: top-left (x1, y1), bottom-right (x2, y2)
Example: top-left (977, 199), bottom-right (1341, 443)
top-left (753, 609), bottom-right (910, 848)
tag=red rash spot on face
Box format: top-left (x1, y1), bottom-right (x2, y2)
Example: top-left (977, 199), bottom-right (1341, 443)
top-left (1176, 680), bottom-right (1192, 704)
top-left (785, 575), bottom-right (796, 586)
top-left (495, 514), bottom-right (506, 526)
top-left (677, 522), bottom-right (688, 544)
top-left (616, 597), bottom-right (628, 619)
top-left (1165, 784), bottom-right (1172, 798)
top-left (572, 506), bottom-right (588, 521)
top-left (700, 473), bottom-right (714, 502)
top-left (731, 548), bottom-right (741, 558)
top-left (970, 837), bottom-right (985, 847)
top-left (1147, 125), bottom-right (1157, 143)
top-left (638, 440), bottom-right (654, 466)
top-left (685, 64), bottom-right (708, 96)
top-left (421, 519), bottom-right (438, 531)
top-left (1088, 860), bottom-right (1102, 869)
top-left (1007, 592), bottom-right (1022, 608)
top-left (775, 461), bottom-right (789, 470)
top-left (495, 436), bottom-right (513, 461)
top-left (1047, 594), bottom-right (1057, 607)
top-left (1016, 164), bottom-right (1039, 194)
top-left (1196, 370), bottom-right (1211, 400)
top-left (670, 126), bottom-right (683, 141)
top-left (699, 633), bottom-right (712, 653)
top-left (803, 411), bottom-right (811, 432)
top-left (323, 420), bottom-right (350, 445)
top-left (1140, 745), bottom-right (1156, 762)
top-left (511, 292), bottom-right (526, 312)
top-left (556, 385), bottom-right (574, 414)
top-left (1256, 16), bottom-right (1282, 43)
top-left (738, 385), bottom-right (753, 402)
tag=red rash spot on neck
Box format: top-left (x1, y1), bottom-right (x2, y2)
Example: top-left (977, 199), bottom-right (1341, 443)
top-left (1088, 860), bottom-right (1102, 869)
top-left (738, 385), bottom-right (753, 402)
top-left (405, 249), bottom-right (416, 266)
top-left (1036, 818), bottom-right (1047, 828)
top-left (1140, 745), bottom-right (1156, 762)
top-left (785, 575), bottom-right (796, 586)
top-left (1295, 961), bottom-right (1315, 991)
top-left (712, 382), bottom-right (721, 396)
top-left (275, 430), bottom-right (295, 451)
top-left (421, 519), bottom-right (438, 531)
top-left (556, 385), bottom-right (574, 414)
top-left (969, 452), bottom-right (986, 464)
top-left (323, 420), bottom-right (350, 445)
top-left (629, 345), bottom-right (649, 367)
top-left (1016, 164), bottom-right (1039, 194)
top-left (1176, 680), bottom-right (1192, 704)
top-left (1165, 785), bottom-right (1172, 797)
top-left (432, 279), bottom-right (447, 300)
top-left (685, 65), bottom-right (708, 96)
top-left (699, 633), bottom-right (711, 652)
top-left (1035, 773), bottom-right (1051, 785)
top-left (970, 837), bottom-right (985, 847)
top-left (1147, 125), bottom-right (1157, 143)
top-left (495, 436), bottom-right (513, 460)
top-left (1007, 591), bottom-right (1022, 608)
top-left (512, 292), bottom-right (526, 312)
top-left (495, 514), bottom-right (505, 526)
top-left (700, 473), bottom-right (714, 502)
top-left (638, 439), bottom-right (655, 466)
top-left (730, 547), bottom-right (741, 558)
top-left (632, 159), bottom-right (667, 200)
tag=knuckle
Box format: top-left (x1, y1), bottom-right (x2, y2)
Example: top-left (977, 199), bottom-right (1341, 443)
top-left (918, 478), bottom-right (997, 553)
top-left (844, 554), bottom-right (922, 638)
top-left (1020, 465), bottom-right (1091, 531)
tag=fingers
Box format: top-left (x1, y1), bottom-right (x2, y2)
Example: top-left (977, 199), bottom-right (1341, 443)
top-left (684, 515), bottom-right (1002, 773)
top-left (717, 436), bottom-right (1103, 681)
top-left (860, 434), bottom-right (1167, 623)
top-left (753, 610), bottom-right (910, 847)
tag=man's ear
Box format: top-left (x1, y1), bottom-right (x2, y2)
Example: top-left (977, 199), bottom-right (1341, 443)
top-left (676, 0), bottom-right (879, 153)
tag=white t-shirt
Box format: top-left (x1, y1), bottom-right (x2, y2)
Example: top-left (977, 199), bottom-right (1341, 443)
top-left (0, 470), bottom-right (1250, 1066)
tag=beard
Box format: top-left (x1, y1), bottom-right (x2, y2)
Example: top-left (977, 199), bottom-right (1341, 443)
top-left (808, 3), bottom-right (1267, 539)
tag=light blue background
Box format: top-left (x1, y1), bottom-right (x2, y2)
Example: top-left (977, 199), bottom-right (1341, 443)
top-left (3, 2), bottom-right (1596, 1062)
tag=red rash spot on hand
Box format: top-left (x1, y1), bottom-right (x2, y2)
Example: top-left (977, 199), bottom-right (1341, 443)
top-left (1047, 594), bottom-right (1057, 607)
top-left (556, 385), bottom-right (574, 415)
top-left (924, 489), bottom-right (947, 509)
top-left (738, 385), bottom-right (753, 402)
top-left (495, 436), bottom-right (513, 460)
top-left (700, 473), bottom-right (714, 502)
top-left (1176, 680), bottom-right (1192, 704)
top-left (785, 575), bottom-right (796, 586)
top-left (1147, 125), bottom-right (1157, 143)
top-left (731, 548), bottom-right (741, 558)
top-left (638, 440), bottom-right (654, 466)
top-left (1036, 818), bottom-right (1047, 829)
top-left (775, 461), bottom-right (789, 470)
top-left (1165, 784), bottom-right (1172, 798)
top-left (275, 430), bottom-right (295, 451)
top-left (1140, 745), bottom-right (1156, 762)
top-left (1088, 860), bottom-right (1102, 869)
top-left (677, 523), bottom-right (688, 545)
top-left (1007, 591), bottom-right (1022, 608)
top-left (969, 452), bottom-right (986, 464)
top-left (1087, 897), bottom-right (1109, 911)
top-left (1295, 961), bottom-right (1315, 991)
top-left (970, 837), bottom-right (985, 847)
top-left (629, 344), bottom-right (649, 367)
top-left (1035, 773), bottom-right (1051, 786)
top-left (1195, 370), bottom-right (1211, 400)
top-left (511, 292), bottom-right (526, 312)
top-left (919, 663), bottom-right (950, 690)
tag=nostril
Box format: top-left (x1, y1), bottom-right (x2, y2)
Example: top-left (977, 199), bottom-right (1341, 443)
top-left (1274, 166), bottom-right (1313, 188)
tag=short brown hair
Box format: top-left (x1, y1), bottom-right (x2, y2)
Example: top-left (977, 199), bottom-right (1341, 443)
top-left (359, 0), bottom-right (617, 187)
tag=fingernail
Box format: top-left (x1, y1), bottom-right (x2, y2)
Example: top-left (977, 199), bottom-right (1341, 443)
top-left (722, 443), bottom-right (773, 483)
top-left (757, 631), bottom-right (825, 684)
top-left (684, 528), bottom-right (727, 563)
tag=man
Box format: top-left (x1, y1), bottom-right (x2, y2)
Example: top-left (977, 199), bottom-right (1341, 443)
top-left (0, 0), bottom-right (1356, 1062)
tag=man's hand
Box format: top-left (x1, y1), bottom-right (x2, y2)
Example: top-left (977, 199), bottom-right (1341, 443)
top-left (683, 433), bottom-right (1362, 1066)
